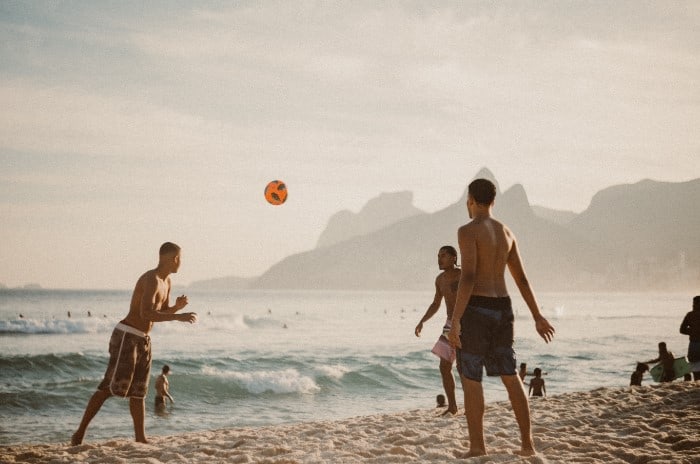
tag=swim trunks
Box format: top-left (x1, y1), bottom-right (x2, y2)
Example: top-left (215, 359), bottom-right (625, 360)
top-left (688, 341), bottom-right (700, 363)
top-left (457, 295), bottom-right (516, 382)
top-left (155, 395), bottom-right (165, 407)
top-left (431, 320), bottom-right (456, 363)
top-left (97, 322), bottom-right (152, 398)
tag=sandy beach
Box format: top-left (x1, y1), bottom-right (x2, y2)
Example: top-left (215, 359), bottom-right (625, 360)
top-left (2, 382), bottom-right (698, 464)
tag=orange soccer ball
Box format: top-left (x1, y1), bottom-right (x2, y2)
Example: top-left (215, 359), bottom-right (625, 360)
top-left (264, 180), bottom-right (288, 205)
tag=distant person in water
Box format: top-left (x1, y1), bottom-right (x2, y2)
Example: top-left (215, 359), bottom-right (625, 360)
top-left (436, 394), bottom-right (446, 408)
top-left (630, 362), bottom-right (649, 386)
top-left (415, 245), bottom-right (461, 416)
top-left (446, 178), bottom-right (555, 457)
top-left (71, 242), bottom-right (197, 445)
top-left (155, 365), bottom-right (174, 411)
top-left (528, 368), bottom-right (546, 397)
top-left (518, 363), bottom-right (528, 384)
top-left (644, 342), bottom-right (676, 383)
top-left (679, 296), bottom-right (700, 381)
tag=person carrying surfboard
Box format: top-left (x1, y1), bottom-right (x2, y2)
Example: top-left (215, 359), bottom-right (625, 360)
top-left (644, 342), bottom-right (676, 383)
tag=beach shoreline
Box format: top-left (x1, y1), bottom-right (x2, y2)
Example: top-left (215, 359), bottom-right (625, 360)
top-left (3, 382), bottom-right (698, 464)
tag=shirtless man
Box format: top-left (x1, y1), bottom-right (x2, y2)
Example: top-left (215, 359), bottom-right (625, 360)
top-left (446, 179), bottom-right (555, 457)
top-left (680, 296), bottom-right (700, 380)
top-left (155, 365), bottom-right (174, 411)
top-left (415, 246), bottom-right (461, 415)
top-left (71, 242), bottom-right (197, 445)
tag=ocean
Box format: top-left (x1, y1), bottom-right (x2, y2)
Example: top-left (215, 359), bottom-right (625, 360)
top-left (0, 289), bottom-right (694, 445)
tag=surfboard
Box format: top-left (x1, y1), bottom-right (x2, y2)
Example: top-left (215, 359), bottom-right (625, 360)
top-left (649, 356), bottom-right (691, 382)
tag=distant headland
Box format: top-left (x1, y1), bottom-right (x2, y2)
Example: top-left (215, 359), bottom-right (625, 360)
top-left (190, 168), bottom-right (700, 292)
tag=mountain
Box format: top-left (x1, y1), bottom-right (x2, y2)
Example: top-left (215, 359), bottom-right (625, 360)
top-left (532, 205), bottom-right (577, 225)
top-left (316, 191), bottom-right (424, 248)
top-left (200, 171), bottom-right (699, 292)
top-left (252, 168), bottom-right (606, 291)
top-left (567, 178), bottom-right (700, 289)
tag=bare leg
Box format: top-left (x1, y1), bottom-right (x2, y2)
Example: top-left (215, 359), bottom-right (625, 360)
top-left (501, 374), bottom-right (536, 456)
top-left (460, 375), bottom-right (486, 456)
top-left (129, 397), bottom-right (148, 443)
top-left (72, 389), bottom-right (111, 445)
top-left (439, 359), bottom-right (458, 414)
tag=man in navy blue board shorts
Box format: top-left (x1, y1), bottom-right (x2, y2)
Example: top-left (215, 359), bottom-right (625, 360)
top-left (447, 179), bottom-right (555, 458)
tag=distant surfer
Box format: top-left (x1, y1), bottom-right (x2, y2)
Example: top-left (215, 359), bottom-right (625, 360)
top-left (643, 342), bottom-right (676, 383)
top-left (155, 365), bottom-right (174, 411)
top-left (679, 296), bottom-right (700, 381)
top-left (446, 178), bottom-right (555, 457)
top-left (415, 245), bottom-right (461, 416)
top-left (71, 242), bottom-right (197, 445)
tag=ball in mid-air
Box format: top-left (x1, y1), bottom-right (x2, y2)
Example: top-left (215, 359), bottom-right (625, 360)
top-left (264, 180), bottom-right (288, 205)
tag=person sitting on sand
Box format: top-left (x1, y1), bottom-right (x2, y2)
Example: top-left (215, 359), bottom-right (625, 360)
top-left (528, 368), bottom-right (546, 397)
top-left (630, 362), bottom-right (649, 386)
top-left (155, 364), bottom-right (174, 411)
top-left (644, 342), bottom-right (676, 383)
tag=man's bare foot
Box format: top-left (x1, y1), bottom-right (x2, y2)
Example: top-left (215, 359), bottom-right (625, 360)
top-left (70, 432), bottom-right (83, 446)
top-left (514, 448), bottom-right (537, 457)
top-left (136, 437), bottom-right (149, 444)
top-left (466, 449), bottom-right (487, 457)
top-left (441, 407), bottom-right (458, 416)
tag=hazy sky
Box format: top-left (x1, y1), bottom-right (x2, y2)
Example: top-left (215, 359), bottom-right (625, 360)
top-left (1, 1), bottom-right (699, 289)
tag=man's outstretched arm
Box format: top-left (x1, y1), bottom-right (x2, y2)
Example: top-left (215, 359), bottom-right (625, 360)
top-left (507, 238), bottom-right (554, 343)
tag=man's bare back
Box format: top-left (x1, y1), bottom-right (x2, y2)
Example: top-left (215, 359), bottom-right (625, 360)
top-left (458, 217), bottom-right (513, 298)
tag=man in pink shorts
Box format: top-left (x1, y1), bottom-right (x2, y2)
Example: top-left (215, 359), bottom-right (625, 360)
top-left (415, 245), bottom-right (461, 415)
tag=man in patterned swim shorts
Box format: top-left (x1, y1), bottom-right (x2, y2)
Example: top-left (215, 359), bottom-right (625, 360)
top-left (72, 242), bottom-right (198, 445)
top-left (447, 179), bottom-right (555, 458)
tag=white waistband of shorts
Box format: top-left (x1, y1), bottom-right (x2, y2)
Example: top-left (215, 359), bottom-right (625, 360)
top-left (115, 322), bottom-right (148, 338)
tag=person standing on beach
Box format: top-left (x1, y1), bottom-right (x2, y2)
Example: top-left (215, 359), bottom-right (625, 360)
top-left (415, 245), bottom-right (461, 415)
top-left (71, 242), bottom-right (197, 445)
top-left (680, 296), bottom-right (700, 381)
top-left (155, 365), bottom-right (174, 411)
top-left (446, 178), bottom-right (555, 457)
